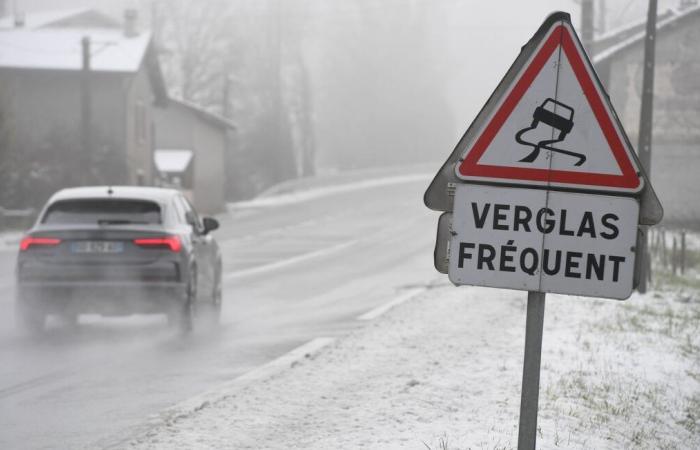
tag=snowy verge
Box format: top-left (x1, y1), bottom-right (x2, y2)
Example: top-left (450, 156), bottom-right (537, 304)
top-left (227, 173), bottom-right (431, 210)
top-left (124, 286), bottom-right (700, 449)
top-left (100, 337), bottom-right (334, 450)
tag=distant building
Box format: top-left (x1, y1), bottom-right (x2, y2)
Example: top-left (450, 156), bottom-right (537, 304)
top-left (154, 99), bottom-right (234, 214)
top-left (0, 8), bottom-right (233, 213)
top-left (593, 3), bottom-right (700, 228)
top-left (0, 8), bottom-right (167, 197)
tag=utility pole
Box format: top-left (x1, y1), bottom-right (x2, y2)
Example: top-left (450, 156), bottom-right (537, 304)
top-left (81, 36), bottom-right (92, 184)
top-left (580, 0), bottom-right (595, 51)
top-left (637, 0), bottom-right (658, 293)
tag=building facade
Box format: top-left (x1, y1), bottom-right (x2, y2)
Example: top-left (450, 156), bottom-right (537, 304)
top-left (0, 9), bottom-right (167, 206)
top-left (594, 5), bottom-right (700, 228)
top-left (154, 99), bottom-right (233, 214)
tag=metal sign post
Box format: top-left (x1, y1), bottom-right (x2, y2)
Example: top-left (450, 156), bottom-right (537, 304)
top-left (518, 291), bottom-right (546, 450)
top-left (636, 0), bottom-right (658, 293)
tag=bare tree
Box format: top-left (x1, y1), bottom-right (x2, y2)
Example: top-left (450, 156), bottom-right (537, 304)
top-left (155, 0), bottom-right (309, 195)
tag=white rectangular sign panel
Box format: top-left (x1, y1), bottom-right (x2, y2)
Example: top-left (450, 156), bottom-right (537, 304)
top-left (448, 184), bottom-right (639, 299)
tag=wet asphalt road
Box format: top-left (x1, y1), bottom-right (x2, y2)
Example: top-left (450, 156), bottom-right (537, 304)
top-left (0, 172), bottom-right (437, 449)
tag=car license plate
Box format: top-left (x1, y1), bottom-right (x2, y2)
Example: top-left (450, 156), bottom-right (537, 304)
top-left (71, 241), bottom-right (124, 254)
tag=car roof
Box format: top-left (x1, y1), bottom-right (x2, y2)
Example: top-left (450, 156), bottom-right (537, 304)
top-left (48, 186), bottom-right (181, 204)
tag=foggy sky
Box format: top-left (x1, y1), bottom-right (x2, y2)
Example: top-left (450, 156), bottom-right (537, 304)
top-left (7, 0), bottom-right (675, 167)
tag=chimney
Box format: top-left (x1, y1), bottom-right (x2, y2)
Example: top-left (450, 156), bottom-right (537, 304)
top-left (124, 9), bottom-right (138, 38)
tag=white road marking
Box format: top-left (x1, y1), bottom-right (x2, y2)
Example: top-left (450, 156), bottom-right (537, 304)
top-left (356, 287), bottom-right (425, 321)
top-left (100, 337), bottom-right (335, 449)
top-left (228, 173), bottom-right (432, 209)
top-left (224, 239), bottom-right (359, 281)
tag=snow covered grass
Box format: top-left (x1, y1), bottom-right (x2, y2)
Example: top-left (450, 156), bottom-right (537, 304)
top-left (539, 289), bottom-right (700, 449)
top-left (227, 173), bottom-right (432, 210)
top-left (126, 281), bottom-right (700, 449)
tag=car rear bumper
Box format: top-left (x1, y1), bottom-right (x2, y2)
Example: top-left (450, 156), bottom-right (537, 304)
top-left (17, 281), bottom-right (188, 316)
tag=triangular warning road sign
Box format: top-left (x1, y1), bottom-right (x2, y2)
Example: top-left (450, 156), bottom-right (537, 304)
top-left (425, 12), bottom-right (663, 225)
top-left (455, 16), bottom-right (642, 193)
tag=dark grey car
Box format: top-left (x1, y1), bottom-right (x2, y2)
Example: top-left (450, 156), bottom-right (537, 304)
top-left (15, 186), bottom-right (222, 333)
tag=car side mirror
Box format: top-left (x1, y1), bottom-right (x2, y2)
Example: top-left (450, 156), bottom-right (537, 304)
top-left (202, 217), bottom-right (219, 234)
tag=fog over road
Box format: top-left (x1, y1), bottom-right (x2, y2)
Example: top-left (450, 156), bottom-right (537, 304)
top-left (0, 170), bottom-right (436, 450)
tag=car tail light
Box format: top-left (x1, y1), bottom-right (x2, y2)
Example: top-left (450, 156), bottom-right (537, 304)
top-left (20, 236), bottom-right (61, 251)
top-left (133, 236), bottom-right (182, 252)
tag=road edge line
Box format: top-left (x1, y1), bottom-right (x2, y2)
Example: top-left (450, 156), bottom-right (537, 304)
top-left (224, 240), bottom-right (359, 281)
top-left (356, 287), bottom-right (425, 321)
top-left (228, 173), bottom-right (432, 210)
top-left (99, 337), bottom-right (335, 449)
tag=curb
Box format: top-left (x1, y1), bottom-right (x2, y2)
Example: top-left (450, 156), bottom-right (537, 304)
top-left (99, 337), bottom-right (335, 449)
top-left (356, 287), bottom-right (426, 321)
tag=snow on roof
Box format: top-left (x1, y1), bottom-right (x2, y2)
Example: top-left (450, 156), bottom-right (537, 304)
top-left (0, 27), bottom-right (151, 72)
top-left (169, 98), bottom-right (236, 130)
top-left (154, 149), bottom-right (194, 173)
top-left (50, 185), bottom-right (180, 203)
top-left (593, 5), bottom-right (700, 64)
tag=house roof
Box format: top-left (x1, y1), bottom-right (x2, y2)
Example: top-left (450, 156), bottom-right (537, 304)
top-left (593, 5), bottom-right (700, 64)
top-left (0, 8), bottom-right (167, 104)
top-left (589, 9), bottom-right (675, 56)
top-left (169, 98), bottom-right (236, 131)
top-left (0, 27), bottom-right (151, 72)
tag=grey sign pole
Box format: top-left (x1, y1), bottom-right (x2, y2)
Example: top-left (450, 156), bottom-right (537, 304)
top-left (636, 0), bottom-right (658, 293)
top-left (517, 291), bottom-right (546, 450)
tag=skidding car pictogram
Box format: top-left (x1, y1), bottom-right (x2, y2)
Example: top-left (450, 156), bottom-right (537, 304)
top-left (514, 98), bottom-right (585, 167)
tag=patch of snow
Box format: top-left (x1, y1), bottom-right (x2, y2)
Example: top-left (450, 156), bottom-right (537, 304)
top-left (228, 173), bottom-right (432, 210)
top-left (125, 285), bottom-right (700, 449)
top-left (0, 28), bottom-right (151, 72)
top-left (153, 149), bottom-right (193, 173)
top-left (593, 5), bottom-right (700, 64)
top-left (356, 287), bottom-right (425, 321)
top-left (102, 338), bottom-right (335, 449)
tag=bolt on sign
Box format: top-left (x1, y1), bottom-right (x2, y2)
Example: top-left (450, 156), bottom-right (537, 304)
top-left (425, 12), bottom-right (663, 299)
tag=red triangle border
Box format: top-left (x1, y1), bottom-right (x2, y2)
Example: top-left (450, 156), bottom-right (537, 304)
top-left (457, 23), bottom-right (641, 192)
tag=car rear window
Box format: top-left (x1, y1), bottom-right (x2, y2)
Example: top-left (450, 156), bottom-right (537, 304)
top-left (42, 199), bottom-right (162, 225)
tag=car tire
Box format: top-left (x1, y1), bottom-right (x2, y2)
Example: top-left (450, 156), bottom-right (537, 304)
top-left (200, 266), bottom-right (222, 326)
top-left (180, 273), bottom-right (196, 333)
top-left (168, 268), bottom-right (196, 333)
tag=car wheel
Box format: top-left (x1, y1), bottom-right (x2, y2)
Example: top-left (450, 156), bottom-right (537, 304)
top-left (181, 272), bottom-right (197, 333)
top-left (201, 267), bottom-right (222, 325)
top-left (169, 269), bottom-right (196, 333)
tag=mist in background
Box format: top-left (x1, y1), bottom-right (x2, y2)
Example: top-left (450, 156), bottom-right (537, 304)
top-left (1, 0), bottom-right (685, 199)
